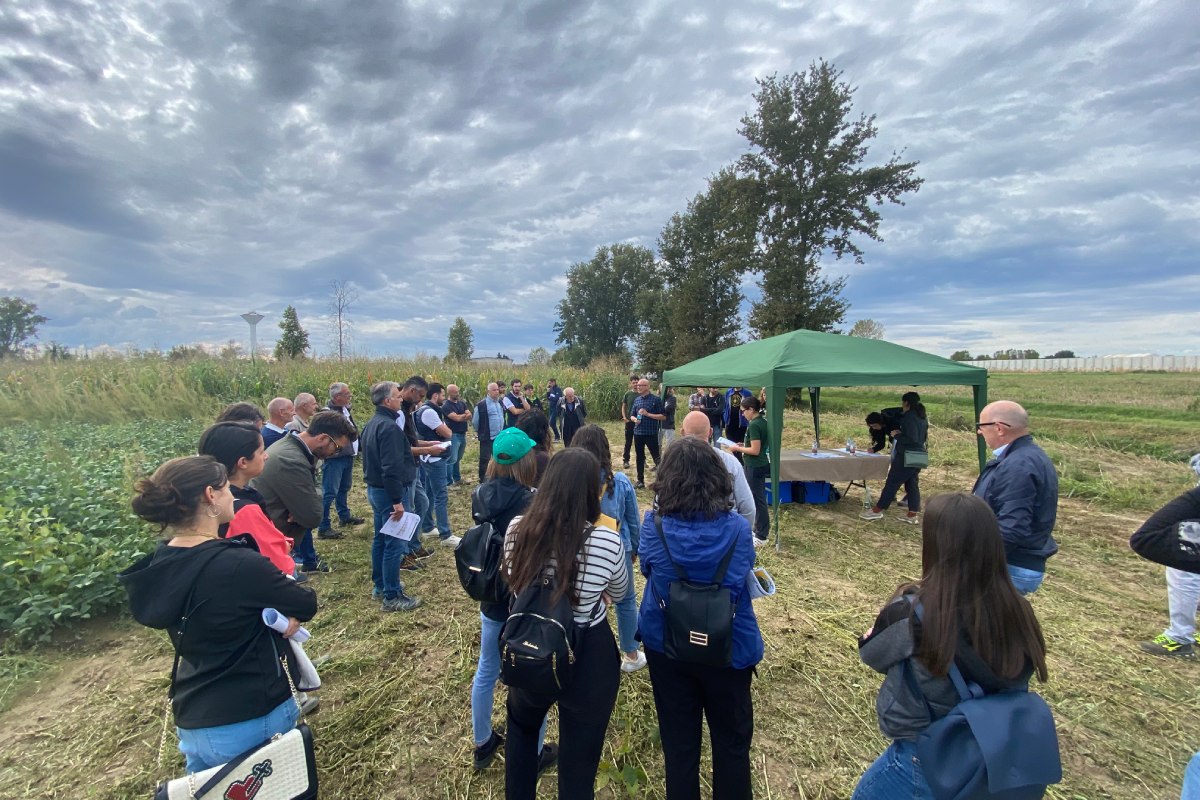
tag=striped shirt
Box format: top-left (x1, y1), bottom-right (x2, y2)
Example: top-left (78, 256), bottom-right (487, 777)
top-left (505, 518), bottom-right (628, 626)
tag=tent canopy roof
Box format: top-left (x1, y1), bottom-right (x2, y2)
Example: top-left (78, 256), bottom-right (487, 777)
top-left (662, 329), bottom-right (987, 389)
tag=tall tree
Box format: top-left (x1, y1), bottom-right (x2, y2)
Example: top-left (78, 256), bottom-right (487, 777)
top-left (328, 281), bottom-right (358, 362)
top-left (849, 318), bottom-right (885, 339)
top-left (737, 61), bottom-right (923, 337)
top-left (274, 305), bottom-right (310, 360)
top-left (0, 296), bottom-right (48, 359)
top-left (652, 169), bottom-right (757, 372)
top-left (446, 317), bottom-right (475, 362)
top-left (554, 244), bottom-right (658, 366)
top-left (526, 346), bottom-right (551, 365)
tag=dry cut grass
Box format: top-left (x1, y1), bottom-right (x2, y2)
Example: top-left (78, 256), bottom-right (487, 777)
top-left (1, 405), bottom-right (1198, 799)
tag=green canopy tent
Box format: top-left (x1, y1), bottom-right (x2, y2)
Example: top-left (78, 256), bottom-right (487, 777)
top-left (662, 329), bottom-right (989, 546)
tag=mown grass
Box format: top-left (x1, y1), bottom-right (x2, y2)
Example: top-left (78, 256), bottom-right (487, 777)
top-left (1, 372), bottom-right (1198, 798)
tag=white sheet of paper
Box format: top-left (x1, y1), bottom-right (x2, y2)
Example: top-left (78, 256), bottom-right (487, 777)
top-left (716, 437), bottom-right (738, 449)
top-left (800, 451), bottom-right (840, 459)
top-left (380, 511), bottom-right (422, 541)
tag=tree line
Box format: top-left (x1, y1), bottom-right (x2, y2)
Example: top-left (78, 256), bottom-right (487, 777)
top-left (550, 60), bottom-right (923, 375)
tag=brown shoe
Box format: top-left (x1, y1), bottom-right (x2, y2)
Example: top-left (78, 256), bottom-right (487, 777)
top-left (400, 555), bottom-right (425, 571)
top-left (413, 547), bottom-right (433, 560)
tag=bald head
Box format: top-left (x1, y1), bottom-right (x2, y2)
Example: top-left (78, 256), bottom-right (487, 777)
top-left (267, 397), bottom-right (294, 426)
top-left (681, 410), bottom-right (712, 439)
top-left (982, 401), bottom-right (1029, 433)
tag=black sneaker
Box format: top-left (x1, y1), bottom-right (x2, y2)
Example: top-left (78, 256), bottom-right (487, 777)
top-left (473, 728), bottom-right (505, 770)
top-left (635, 482), bottom-right (646, 490)
top-left (316, 528), bottom-right (344, 540)
top-left (536, 742), bottom-right (559, 775)
top-left (1140, 633), bottom-right (1196, 658)
top-left (622, 461), bottom-right (631, 469)
top-left (340, 515), bottom-right (366, 526)
top-left (301, 559), bottom-right (332, 574)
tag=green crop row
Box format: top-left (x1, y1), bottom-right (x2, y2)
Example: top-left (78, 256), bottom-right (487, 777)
top-left (0, 422), bottom-right (204, 644)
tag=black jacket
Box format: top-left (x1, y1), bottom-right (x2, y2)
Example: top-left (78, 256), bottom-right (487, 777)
top-left (119, 536), bottom-right (317, 729)
top-left (472, 477), bottom-right (533, 621)
top-left (360, 405), bottom-right (415, 502)
top-left (1130, 487), bottom-right (1200, 573)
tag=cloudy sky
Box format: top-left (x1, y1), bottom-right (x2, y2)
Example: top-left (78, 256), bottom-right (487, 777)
top-left (1, 0), bottom-right (1197, 360)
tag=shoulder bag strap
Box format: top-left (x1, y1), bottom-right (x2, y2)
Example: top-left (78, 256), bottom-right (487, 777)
top-left (710, 534), bottom-right (740, 584)
top-left (912, 602), bottom-right (978, 703)
top-left (652, 513), bottom-right (689, 581)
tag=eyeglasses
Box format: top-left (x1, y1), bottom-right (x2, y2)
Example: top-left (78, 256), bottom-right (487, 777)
top-left (976, 421), bottom-right (1009, 431)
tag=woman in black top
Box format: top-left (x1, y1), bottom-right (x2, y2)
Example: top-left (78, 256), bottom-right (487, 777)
top-left (852, 493), bottom-right (1048, 798)
top-left (860, 391), bottom-right (927, 524)
top-left (467, 427), bottom-right (555, 772)
top-left (120, 456), bottom-right (316, 773)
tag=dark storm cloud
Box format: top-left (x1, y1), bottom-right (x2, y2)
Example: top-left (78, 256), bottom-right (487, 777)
top-left (0, 0), bottom-right (1196, 357)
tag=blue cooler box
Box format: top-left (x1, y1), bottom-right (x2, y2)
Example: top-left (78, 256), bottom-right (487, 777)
top-left (764, 480), bottom-right (794, 504)
top-left (800, 481), bottom-right (833, 504)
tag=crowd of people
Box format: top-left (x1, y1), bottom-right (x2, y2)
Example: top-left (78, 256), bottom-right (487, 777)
top-left (118, 375), bottom-right (1195, 798)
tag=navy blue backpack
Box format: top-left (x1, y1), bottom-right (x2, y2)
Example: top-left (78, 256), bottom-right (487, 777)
top-left (908, 605), bottom-right (1062, 800)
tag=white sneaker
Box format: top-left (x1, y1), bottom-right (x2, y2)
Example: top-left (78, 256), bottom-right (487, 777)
top-left (859, 510), bottom-right (884, 520)
top-left (752, 536), bottom-right (768, 549)
top-left (440, 534), bottom-right (462, 546)
top-left (621, 650), bottom-right (648, 673)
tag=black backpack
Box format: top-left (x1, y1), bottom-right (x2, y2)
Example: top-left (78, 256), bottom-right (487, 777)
top-left (499, 532), bottom-right (601, 695)
top-left (651, 514), bottom-right (738, 667)
top-left (454, 518), bottom-right (507, 605)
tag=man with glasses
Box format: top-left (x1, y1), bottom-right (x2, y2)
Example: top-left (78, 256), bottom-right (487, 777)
top-left (972, 401), bottom-right (1059, 595)
top-left (253, 411), bottom-right (358, 575)
top-left (319, 383), bottom-right (365, 538)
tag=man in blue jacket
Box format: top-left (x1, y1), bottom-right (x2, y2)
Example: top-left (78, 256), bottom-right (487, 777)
top-left (972, 400), bottom-right (1059, 595)
top-left (360, 381), bottom-right (422, 612)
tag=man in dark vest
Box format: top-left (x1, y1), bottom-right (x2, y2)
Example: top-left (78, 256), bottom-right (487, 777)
top-left (413, 382), bottom-right (459, 547)
top-left (472, 382), bottom-right (506, 482)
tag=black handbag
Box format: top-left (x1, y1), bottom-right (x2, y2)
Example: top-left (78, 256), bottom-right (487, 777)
top-left (652, 514), bottom-right (738, 667)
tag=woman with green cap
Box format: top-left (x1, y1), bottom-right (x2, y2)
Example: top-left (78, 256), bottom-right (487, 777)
top-left (466, 427), bottom-right (557, 774)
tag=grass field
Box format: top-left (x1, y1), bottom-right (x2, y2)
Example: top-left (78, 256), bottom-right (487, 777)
top-left (0, 371), bottom-right (1198, 798)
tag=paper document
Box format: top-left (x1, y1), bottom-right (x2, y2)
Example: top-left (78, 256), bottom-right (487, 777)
top-left (800, 451), bottom-right (840, 459)
top-left (262, 608), bottom-right (320, 690)
top-left (716, 437), bottom-right (738, 449)
top-left (381, 511), bottom-right (422, 541)
top-left (431, 440), bottom-right (453, 450)
top-left (262, 607), bottom-right (311, 643)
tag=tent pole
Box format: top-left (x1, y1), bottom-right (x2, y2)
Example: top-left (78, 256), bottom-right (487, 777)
top-left (769, 384), bottom-right (783, 550)
top-left (809, 387), bottom-right (821, 446)
top-left (974, 381), bottom-right (989, 473)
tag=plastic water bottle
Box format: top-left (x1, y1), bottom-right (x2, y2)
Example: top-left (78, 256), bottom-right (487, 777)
top-left (811, 439), bottom-right (819, 455)
top-left (847, 438), bottom-right (856, 454)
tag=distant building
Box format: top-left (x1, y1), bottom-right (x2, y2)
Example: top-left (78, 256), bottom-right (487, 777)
top-left (469, 353), bottom-right (514, 367)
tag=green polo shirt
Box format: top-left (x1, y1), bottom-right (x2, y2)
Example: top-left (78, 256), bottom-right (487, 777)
top-left (743, 416), bottom-right (770, 469)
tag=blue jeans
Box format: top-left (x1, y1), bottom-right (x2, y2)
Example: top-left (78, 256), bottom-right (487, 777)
top-left (403, 478), bottom-right (429, 555)
top-left (472, 613), bottom-right (548, 748)
top-left (420, 459), bottom-right (452, 538)
top-left (321, 456), bottom-right (354, 527)
top-left (368, 484), bottom-right (407, 600)
top-left (548, 407), bottom-right (560, 439)
top-left (614, 547), bottom-right (639, 654)
top-left (1008, 564), bottom-right (1045, 596)
top-left (293, 528), bottom-right (318, 569)
top-left (177, 696), bottom-right (298, 773)
top-left (852, 740), bottom-right (934, 800)
top-left (448, 432), bottom-right (467, 484)
top-left (1183, 751), bottom-right (1200, 800)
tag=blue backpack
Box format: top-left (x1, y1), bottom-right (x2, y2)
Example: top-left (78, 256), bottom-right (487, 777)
top-left (908, 605), bottom-right (1062, 800)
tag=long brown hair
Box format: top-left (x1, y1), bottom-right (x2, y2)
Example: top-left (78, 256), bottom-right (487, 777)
top-left (908, 493), bottom-right (1048, 682)
top-left (569, 424), bottom-right (615, 496)
top-left (486, 449), bottom-right (539, 488)
top-left (652, 436), bottom-right (733, 519)
top-left (506, 448), bottom-right (601, 603)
